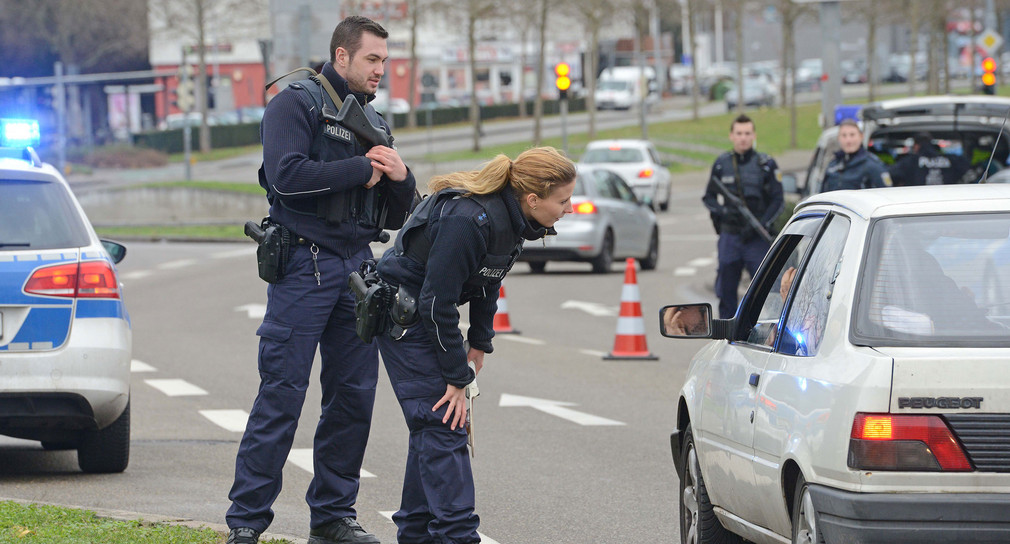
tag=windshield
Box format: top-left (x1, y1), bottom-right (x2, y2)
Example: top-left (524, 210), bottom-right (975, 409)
top-left (598, 80), bottom-right (630, 91)
top-left (0, 179), bottom-right (90, 250)
top-left (581, 147), bottom-right (645, 164)
top-left (854, 212), bottom-right (1010, 345)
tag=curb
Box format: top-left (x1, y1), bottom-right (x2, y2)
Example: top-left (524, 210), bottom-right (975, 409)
top-left (0, 497), bottom-right (307, 543)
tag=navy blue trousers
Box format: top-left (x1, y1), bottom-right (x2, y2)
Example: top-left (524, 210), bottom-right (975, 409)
top-left (377, 325), bottom-right (479, 544)
top-left (715, 232), bottom-right (770, 319)
top-left (227, 243), bottom-right (378, 533)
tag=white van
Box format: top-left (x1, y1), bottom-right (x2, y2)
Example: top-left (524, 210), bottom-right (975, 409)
top-left (596, 66), bottom-right (658, 110)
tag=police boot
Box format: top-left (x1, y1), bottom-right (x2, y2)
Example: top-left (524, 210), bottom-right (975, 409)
top-left (227, 527), bottom-right (260, 544)
top-left (307, 517), bottom-right (380, 544)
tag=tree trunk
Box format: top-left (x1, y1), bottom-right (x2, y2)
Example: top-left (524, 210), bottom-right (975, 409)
top-left (468, 8), bottom-right (481, 152)
top-left (867, 0), bottom-right (877, 102)
top-left (197, 0), bottom-right (210, 153)
top-left (407, 0), bottom-right (418, 129)
top-left (533, 0), bottom-right (547, 145)
top-left (908, 0), bottom-right (919, 96)
top-left (688, 0), bottom-right (700, 120)
top-left (734, 1), bottom-right (744, 113)
top-left (588, 25), bottom-right (599, 139)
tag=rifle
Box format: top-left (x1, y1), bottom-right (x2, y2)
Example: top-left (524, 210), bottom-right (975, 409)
top-left (710, 177), bottom-right (773, 243)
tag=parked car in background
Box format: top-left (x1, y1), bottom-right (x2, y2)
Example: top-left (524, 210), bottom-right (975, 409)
top-left (596, 66), bottom-right (658, 110)
top-left (661, 184), bottom-right (1010, 544)
top-left (0, 118), bottom-right (132, 474)
top-left (795, 96), bottom-right (1010, 196)
top-left (518, 164), bottom-right (658, 274)
top-left (579, 139), bottom-right (672, 211)
top-left (724, 77), bottom-right (777, 111)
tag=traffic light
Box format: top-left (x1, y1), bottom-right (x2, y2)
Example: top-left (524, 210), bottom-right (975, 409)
top-left (982, 56), bottom-right (997, 95)
top-left (555, 62), bottom-right (571, 100)
top-left (173, 79), bottom-right (195, 112)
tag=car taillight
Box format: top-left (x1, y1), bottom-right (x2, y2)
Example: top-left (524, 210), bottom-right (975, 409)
top-left (24, 261), bottom-right (120, 299)
top-left (638, 168), bottom-right (654, 178)
top-left (574, 201), bottom-right (597, 214)
top-left (848, 413), bottom-right (971, 472)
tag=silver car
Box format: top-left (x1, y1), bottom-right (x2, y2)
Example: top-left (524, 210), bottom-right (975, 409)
top-left (580, 139), bottom-right (672, 211)
top-left (519, 164), bottom-right (659, 274)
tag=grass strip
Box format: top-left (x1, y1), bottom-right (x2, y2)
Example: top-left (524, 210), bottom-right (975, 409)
top-left (96, 224), bottom-right (247, 240)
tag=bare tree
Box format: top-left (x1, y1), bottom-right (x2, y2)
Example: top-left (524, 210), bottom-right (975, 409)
top-left (687, 0), bottom-right (702, 120)
top-left (532, 0), bottom-right (550, 145)
top-left (149, 0), bottom-right (267, 152)
top-left (458, 0), bottom-right (499, 151)
top-left (908, 0), bottom-right (921, 96)
top-left (406, 0), bottom-right (422, 128)
top-left (568, 0), bottom-right (617, 139)
top-left (506, 0), bottom-right (540, 120)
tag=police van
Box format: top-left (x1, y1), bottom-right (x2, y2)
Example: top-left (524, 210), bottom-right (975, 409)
top-left (0, 119), bottom-right (132, 473)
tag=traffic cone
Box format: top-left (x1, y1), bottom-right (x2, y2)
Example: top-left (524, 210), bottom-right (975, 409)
top-left (493, 284), bottom-right (521, 334)
top-left (604, 258), bottom-right (658, 360)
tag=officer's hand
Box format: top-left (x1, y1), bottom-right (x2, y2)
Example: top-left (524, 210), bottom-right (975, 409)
top-left (366, 146), bottom-right (408, 182)
top-left (466, 347), bottom-right (485, 374)
top-left (365, 166), bottom-right (382, 189)
top-left (433, 384), bottom-right (468, 430)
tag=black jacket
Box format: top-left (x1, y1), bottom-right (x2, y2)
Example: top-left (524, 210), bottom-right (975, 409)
top-left (888, 145), bottom-right (970, 187)
top-left (377, 186), bottom-right (547, 387)
top-left (822, 146), bottom-right (891, 192)
top-left (703, 149), bottom-right (784, 235)
top-left (259, 62), bottom-right (416, 257)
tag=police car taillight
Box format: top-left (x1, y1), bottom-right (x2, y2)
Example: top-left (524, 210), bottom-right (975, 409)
top-left (848, 413), bottom-right (972, 472)
top-left (574, 201), bottom-right (597, 214)
top-left (24, 261), bottom-right (121, 299)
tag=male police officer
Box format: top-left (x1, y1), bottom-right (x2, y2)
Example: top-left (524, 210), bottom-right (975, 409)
top-left (703, 114), bottom-right (784, 319)
top-left (889, 132), bottom-right (971, 186)
top-left (226, 16), bottom-right (416, 544)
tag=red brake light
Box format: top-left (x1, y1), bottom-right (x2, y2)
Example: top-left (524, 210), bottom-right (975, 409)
top-left (608, 145), bottom-right (622, 151)
top-left (849, 413), bottom-right (971, 471)
top-left (24, 261), bottom-right (120, 299)
top-left (574, 201), bottom-right (597, 214)
top-left (638, 168), bottom-right (653, 178)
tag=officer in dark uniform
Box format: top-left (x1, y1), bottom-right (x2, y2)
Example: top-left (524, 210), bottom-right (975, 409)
top-left (889, 132), bottom-right (971, 186)
top-left (822, 119), bottom-right (892, 192)
top-left (374, 147), bottom-right (576, 544)
top-left (226, 16), bottom-right (416, 544)
top-left (703, 114), bottom-right (784, 319)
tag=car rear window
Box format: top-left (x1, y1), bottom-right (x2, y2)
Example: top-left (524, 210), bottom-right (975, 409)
top-left (853, 212), bottom-right (1010, 345)
top-left (581, 148), bottom-right (644, 164)
top-left (0, 179), bottom-right (90, 250)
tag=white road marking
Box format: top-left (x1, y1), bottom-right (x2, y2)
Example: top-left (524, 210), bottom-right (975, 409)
top-left (673, 267), bottom-right (696, 277)
top-left (212, 247), bottom-right (257, 259)
top-left (579, 349), bottom-right (608, 358)
top-left (235, 303), bottom-right (267, 320)
top-left (560, 300), bottom-right (618, 317)
top-left (687, 257), bottom-right (715, 267)
top-left (144, 379), bottom-right (208, 397)
top-left (157, 259), bottom-right (197, 270)
top-left (497, 335), bottom-right (545, 345)
top-left (378, 511), bottom-right (502, 544)
top-left (499, 393), bottom-right (625, 426)
top-left (130, 359), bottom-right (157, 372)
top-left (199, 409), bottom-right (249, 432)
top-left (120, 270), bottom-right (154, 280)
top-left (288, 448), bottom-right (375, 477)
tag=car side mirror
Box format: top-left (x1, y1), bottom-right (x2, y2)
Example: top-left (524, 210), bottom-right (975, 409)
top-left (660, 303), bottom-right (713, 338)
top-left (101, 239), bottom-right (127, 264)
top-left (781, 173), bottom-right (799, 194)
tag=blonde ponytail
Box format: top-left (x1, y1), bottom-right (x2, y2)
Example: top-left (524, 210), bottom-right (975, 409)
top-left (427, 147), bottom-right (575, 200)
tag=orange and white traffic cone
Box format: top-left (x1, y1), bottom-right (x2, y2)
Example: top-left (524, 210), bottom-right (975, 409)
top-left (604, 258), bottom-right (658, 360)
top-left (493, 284), bottom-right (521, 334)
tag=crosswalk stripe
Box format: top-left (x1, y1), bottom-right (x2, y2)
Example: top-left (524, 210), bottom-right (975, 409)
top-left (199, 409), bottom-right (249, 432)
top-left (287, 448), bottom-right (375, 478)
top-left (130, 359), bottom-right (156, 372)
top-left (144, 378), bottom-right (208, 397)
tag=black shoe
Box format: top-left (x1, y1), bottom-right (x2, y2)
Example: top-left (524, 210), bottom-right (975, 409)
top-left (308, 517), bottom-right (380, 544)
top-left (227, 527), bottom-right (260, 544)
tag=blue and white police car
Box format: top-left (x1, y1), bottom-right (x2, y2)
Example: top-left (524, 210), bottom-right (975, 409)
top-left (0, 119), bottom-right (131, 473)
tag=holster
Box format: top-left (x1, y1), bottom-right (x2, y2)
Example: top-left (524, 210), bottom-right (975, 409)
top-left (245, 218), bottom-right (291, 284)
top-left (349, 263), bottom-right (394, 343)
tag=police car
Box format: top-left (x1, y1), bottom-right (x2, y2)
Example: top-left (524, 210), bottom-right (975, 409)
top-left (0, 119), bottom-right (131, 473)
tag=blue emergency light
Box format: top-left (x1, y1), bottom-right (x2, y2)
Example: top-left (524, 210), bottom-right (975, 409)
top-left (0, 118), bottom-right (41, 148)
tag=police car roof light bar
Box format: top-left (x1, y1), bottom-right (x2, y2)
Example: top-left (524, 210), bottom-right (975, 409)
top-left (0, 118), bottom-right (41, 148)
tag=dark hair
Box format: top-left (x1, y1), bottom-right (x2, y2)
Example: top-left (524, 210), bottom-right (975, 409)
top-left (913, 132), bottom-right (933, 148)
top-left (329, 16), bottom-right (388, 63)
top-left (838, 119), bottom-right (862, 132)
top-left (730, 113), bottom-right (754, 132)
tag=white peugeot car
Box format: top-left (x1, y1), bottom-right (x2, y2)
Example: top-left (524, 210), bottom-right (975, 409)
top-left (660, 184), bottom-right (1010, 543)
top-left (0, 119), bottom-right (131, 473)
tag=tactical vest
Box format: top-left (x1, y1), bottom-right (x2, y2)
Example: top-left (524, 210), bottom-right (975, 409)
top-left (260, 76), bottom-right (394, 228)
top-left (716, 152), bottom-right (772, 233)
top-left (395, 188), bottom-right (522, 296)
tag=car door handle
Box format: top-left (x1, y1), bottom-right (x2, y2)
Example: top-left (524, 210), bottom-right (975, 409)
top-left (749, 373), bottom-right (760, 387)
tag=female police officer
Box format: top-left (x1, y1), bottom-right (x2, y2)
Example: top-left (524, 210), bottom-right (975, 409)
top-left (374, 146), bottom-right (576, 544)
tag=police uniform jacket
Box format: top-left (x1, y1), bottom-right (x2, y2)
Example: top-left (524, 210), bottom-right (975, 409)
top-left (259, 62), bottom-right (417, 257)
top-left (376, 186), bottom-right (548, 388)
top-left (822, 146), bottom-right (891, 192)
top-left (703, 148), bottom-right (784, 235)
top-left (888, 145), bottom-right (970, 186)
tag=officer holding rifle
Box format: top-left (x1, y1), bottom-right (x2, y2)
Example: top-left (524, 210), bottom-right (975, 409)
top-left (227, 15), bottom-right (416, 544)
top-left (703, 114), bottom-right (784, 319)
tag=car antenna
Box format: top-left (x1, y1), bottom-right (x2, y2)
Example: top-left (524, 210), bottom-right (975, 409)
top-left (980, 105), bottom-right (1010, 184)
